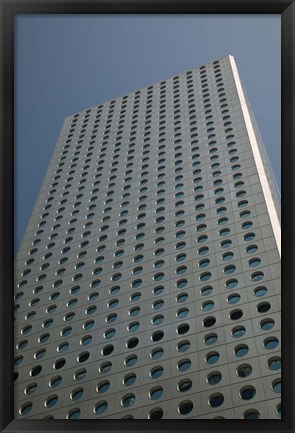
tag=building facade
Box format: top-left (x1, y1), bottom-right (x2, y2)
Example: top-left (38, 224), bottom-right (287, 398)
top-left (14, 55), bottom-right (281, 419)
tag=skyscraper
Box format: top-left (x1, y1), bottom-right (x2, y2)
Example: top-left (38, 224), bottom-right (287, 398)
top-left (14, 55), bottom-right (281, 419)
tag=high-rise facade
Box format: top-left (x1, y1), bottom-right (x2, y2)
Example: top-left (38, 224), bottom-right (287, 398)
top-left (14, 55), bottom-right (281, 420)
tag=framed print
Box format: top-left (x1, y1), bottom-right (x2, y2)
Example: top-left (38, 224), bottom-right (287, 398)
top-left (0, 1), bottom-right (294, 432)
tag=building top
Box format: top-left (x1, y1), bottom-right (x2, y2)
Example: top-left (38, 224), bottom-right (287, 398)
top-left (65, 54), bottom-right (234, 120)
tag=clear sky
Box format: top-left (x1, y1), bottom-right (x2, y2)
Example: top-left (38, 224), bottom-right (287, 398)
top-left (15, 14), bottom-right (281, 253)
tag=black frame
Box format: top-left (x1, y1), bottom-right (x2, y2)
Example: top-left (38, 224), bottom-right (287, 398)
top-left (0, 1), bottom-right (293, 432)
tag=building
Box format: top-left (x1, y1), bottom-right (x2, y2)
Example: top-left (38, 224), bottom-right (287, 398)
top-left (14, 55), bottom-right (281, 419)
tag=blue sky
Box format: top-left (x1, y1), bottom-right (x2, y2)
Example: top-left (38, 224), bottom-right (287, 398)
top-left (15, 14), bottom-right (281, 253)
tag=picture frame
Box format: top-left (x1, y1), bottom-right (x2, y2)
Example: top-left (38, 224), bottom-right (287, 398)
top-left (0, 1), bottom-right (293, 432)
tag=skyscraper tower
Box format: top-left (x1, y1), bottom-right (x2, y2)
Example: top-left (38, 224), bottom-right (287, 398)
top-left (14, 55), bottom-right (281, 419)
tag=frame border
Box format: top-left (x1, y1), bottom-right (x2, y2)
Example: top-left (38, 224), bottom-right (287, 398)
top-left (1, 1), bottom-right (294, 432)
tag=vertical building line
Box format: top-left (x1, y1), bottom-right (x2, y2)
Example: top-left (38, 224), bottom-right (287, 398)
top-left (229, 55), bottom-right (281, 257)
